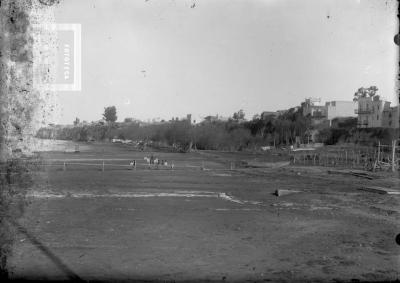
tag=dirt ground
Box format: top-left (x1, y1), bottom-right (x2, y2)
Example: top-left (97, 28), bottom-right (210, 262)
top-left (6, 142), bottom-right (400, 282)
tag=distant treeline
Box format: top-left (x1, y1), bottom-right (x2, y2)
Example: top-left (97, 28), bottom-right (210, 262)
top-left (36, 107), bottom-right (398, 151)
top-left (317, 126), bottom-right (399, 146)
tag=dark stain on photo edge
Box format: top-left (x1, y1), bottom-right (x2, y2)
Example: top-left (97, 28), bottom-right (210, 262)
top-left (0, 0), bottom-right (50, 280)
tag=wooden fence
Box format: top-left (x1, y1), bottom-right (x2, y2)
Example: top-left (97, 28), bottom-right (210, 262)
top-left (289, 140), bottom-right (399, 172)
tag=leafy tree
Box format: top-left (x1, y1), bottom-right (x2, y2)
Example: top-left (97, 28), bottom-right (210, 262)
top-left (232, 109), bottom-right (245, 121)
top-left (103, 106), bottom-right (117, 122)
top-left (353, 86), bottom-right (378, 101)
top-left (73, 117), bottom-right (80, 126)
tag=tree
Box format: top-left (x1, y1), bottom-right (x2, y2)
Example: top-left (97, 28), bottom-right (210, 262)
top-left (103, 106), bottom-right (117, 122)
top-left (353, 86), bottom-right (378, 101)
top-left (232, 109), bottom-right (245, 121)
top-left (73, 117), bottom-right (80, 126)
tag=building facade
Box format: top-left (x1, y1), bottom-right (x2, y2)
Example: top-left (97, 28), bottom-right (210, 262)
top-left (302, 98), bottom-right (327, 118)
top-left (356, 96), bottom-right (391, 128)
top-left (325, 101), bottom-right (357, 120)
top-left (382, 106), bottom-right (399, 128)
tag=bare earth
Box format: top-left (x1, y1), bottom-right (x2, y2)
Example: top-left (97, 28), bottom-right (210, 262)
top-left (7, 143), bottom-right (400, 282)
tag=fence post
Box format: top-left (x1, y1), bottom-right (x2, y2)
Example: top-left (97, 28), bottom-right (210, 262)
top-left (102, 160), bottom-right (105, 172)
top-left (377, 141), bottom-right (381, 163)
top-left (63, 161), bottom-right (66, 171)
top-left (392, 140), bottom-right (396, 172)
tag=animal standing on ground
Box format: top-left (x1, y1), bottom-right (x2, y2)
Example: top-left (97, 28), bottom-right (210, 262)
top-left (144, 157), bottom-right (151, 168)
top-left (129, 160), bottom-right (136, 170)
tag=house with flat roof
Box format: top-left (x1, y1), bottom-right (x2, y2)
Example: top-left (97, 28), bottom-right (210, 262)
top-left (356, 95), bottom-right (391, 128)
top-left (325, 101), bottom-right (357, 126)
top-left (382, 106), bottom-right (399, 128)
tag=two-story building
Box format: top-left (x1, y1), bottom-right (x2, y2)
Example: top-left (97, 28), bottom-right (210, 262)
top-left (302, 98), bottom-right (327, 118)
top-left (382, 106), bottom-right (400, 128)
top-left (356, 95), bottom-right (391, 128)
top-left (325, 101), bottom-right (357, 126)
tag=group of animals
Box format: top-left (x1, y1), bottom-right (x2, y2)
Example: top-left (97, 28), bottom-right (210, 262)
top-left (129, 155), bottom-right (174, 169)
top-left (143, 156), bottom-right (169, 166)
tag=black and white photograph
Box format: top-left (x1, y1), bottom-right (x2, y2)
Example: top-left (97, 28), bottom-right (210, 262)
top-left (0, 0), bottom-right (399, 282)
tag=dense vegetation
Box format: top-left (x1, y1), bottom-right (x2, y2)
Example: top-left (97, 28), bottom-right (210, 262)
top-left (36, 106), bottom-right (398, 151)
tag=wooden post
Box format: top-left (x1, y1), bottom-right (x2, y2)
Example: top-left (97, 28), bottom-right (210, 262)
top-left (377, 141), bottom-right (381, 163)
top-left (63, 161), bottom-right (66, 171)
top-left (392, 140), bottom-right (396, 172)
top-left (345, 151), bottom-right (348, 165)
top-left (230, 162), bottom-right (234, 170)
top-left (102, 160), bottom-right (105, 172)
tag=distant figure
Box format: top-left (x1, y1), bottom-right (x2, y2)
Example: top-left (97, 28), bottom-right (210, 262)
top-left (129, 160), bottom-right (136, 170)
top-left (150, 154), bottom-right (154, 165)
top-left (144, 157), bottom-right (151, 169)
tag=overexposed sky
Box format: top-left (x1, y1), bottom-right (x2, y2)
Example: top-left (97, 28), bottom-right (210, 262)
top-left (54, 0), bottom-right (398, 124)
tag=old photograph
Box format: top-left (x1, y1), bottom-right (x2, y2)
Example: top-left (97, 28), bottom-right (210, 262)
top-left (0, 0), bottom-right (399, 282)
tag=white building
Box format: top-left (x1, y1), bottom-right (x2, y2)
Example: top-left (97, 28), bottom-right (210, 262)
top-left (325, 101), bottom-right (357, 125)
